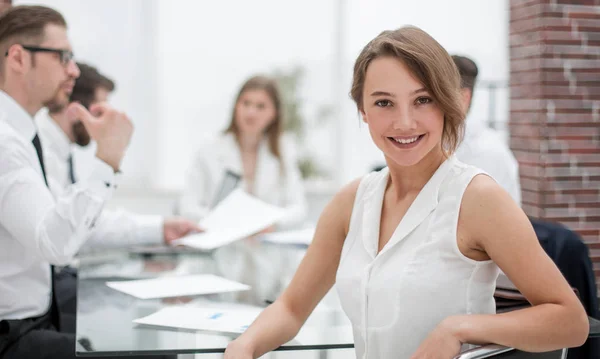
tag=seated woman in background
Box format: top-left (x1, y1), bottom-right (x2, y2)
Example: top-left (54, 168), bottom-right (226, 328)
top-left (178, 75), bottom-right (307, 229)
top-left (223, 27), bottom-right (588, 358)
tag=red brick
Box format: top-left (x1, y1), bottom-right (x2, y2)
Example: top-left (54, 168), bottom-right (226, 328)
top-left (542, 71), bottom-right (600, 84)
top-left (547, 165), bottom-right (600, 177)
top-left (540, 52), bottom-right (600, 61)
top-left (544, 44), bottom-right (600, 56)
top-left (521, 188), bottom-right (543, 205)
top-left (511, 17), bottom-right (544, 35)
top-left (548, 138), bottom-right (600, 153)
top-left (545, 202), bottom-right (600, 209)
top-left (540, 57), bottom-right (600, 70)
top-left (546, 125), bottom-right (600, 138)
top-left (565, 18), bottom-right (600, 29)
top-left (542, 30), bottom-right (587, 41)
top-left (544, 99), bottom-right (597, 110)
top-left (521, 176), bottom-right (546, 190)
top-left (545, 152), bottom-right (600, 165)
top-left (588, 240), bottom-right (600, 250)
top-left (546, 208), bottom-right (600, 219)
top-left (511, 71), bottom-right (544, 86)
top-left (520, 163), bottom-right (545, 177)
top-left (513, 150), bottom-right (544, 166)
top-left (547, 86), bottom-right (598, 99)
top-left (511, 98), bottom-right (546, 111)
top-left (509, 111), bottom-right (545, 125)
top-left (510, 44), bottom-right (544, 60)
top-left (546, 177), bottom-right (600, 189)
top-left (555, 0), bottom-right (599, 5)
top-left (509, 123), bottom-right (542, 138)
top-left (551, 219), bottom-right (600, 232)
top-left (522, 204), bottom-right (544, 217)
top-left (510, 0), bottom-right (546, 10)
top-left (511, 3), bottom-right (546, 23)
top-left (540, 10), bottom-right (569, 19)
top-left (512, 137), bottom-right (544, 152)
top-left (565, 11), bottom-right (600, 21)
top-left (546, 188), bottom-right (600, 199)
top-left (572, 67), bottom-right (600, 75)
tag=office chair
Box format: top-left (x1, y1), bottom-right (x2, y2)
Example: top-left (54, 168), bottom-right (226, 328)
top-left (529, 217), bottom-right (599, 359)
top-left (454, 345), bottom-right (566, 359)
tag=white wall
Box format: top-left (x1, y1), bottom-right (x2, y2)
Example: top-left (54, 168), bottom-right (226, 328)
top-left (154, 0), bottom-right (339, 190)
top-left (155, 0), bottom-right (510, 189)
top-left (15, 0), bottom-right (160, 188)
top-left (15, 0), bottom-right (510, 201)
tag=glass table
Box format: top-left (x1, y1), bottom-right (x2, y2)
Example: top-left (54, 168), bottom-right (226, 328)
top-left (75, 237), bottom-right (600, 357)
top-left (75, 238), bottom-right (354, 357)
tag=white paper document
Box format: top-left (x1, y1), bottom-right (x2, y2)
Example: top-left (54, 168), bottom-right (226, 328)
top-left (260, 227), bottom-right (315, 246)
top-left (105, 274), bottom-right (250, 299)
top-left (133, 306), bottom-right (263, 334)
top-left (174, 188), bottom-right (285, 250)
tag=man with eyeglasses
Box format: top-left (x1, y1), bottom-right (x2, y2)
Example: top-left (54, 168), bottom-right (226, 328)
top-left (0, 6), bottom-right (176, 359)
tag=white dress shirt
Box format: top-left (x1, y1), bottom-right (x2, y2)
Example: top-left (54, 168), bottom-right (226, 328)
top-left (35, 109), bottom-right (163, 253)
top-left (336, 157), bottom-right (499, 358)
top-left (0, 91), bottom-right (118, 320)
top-left (178, 133), bottom-right (308, 228)
top-left (455, 118), bottom-right (522, 206)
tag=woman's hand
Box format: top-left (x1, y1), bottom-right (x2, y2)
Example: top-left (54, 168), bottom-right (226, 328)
top-left (411, 317), bottom-right (464, 359)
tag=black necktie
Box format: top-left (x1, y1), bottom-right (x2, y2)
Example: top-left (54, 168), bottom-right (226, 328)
top-left (67, 154), bottom-right (76, 184)
top-left (31, 134), bottom-right (61, 329)
top-left (32, 134), bottom-right (48, 186)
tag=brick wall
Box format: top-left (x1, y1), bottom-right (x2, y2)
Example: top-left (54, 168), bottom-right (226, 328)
top-left (509, 0), bottom-right (600, 285)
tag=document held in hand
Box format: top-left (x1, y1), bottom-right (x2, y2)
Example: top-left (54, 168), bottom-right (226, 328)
top-left (174, 188), bottom-right (285, 250)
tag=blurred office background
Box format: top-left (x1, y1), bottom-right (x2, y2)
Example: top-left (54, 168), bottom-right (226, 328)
top-left (8, 0), bottom-right (600, 293)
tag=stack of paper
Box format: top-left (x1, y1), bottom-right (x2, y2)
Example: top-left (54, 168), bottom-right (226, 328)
top-left (133, 306), bottom-right (263, 334)
top-left (174, 189), bottom-right (285, 250)
top-left (105, 274), bottom-right (250, 299)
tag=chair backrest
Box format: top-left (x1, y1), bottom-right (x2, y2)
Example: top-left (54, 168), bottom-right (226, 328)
top-left (529, 217), bottom-right (598, 319)
top-left (454, 345), bottom-right (567, 359)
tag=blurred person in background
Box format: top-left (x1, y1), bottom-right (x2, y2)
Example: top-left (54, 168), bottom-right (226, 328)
top-left (37, 62), bottom-right (200, 253)
top-left (35, 62), bottom-right (201, 333)
top-left (452, 54), bottom-right (522, 205)
top-left (178, 75), bottom-right (307, 229)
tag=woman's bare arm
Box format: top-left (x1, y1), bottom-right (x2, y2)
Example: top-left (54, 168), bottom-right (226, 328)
top-left (225, 178), bottom-right (361, 358)
top-left (452, 175), bottom-right (588, 351)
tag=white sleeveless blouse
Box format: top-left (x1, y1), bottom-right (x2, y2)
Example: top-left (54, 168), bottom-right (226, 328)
top-left (335, 156), bottom-right (500, 359)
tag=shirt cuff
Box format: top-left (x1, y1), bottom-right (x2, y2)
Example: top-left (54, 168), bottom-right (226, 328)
top-left (86, 156), bottom-right (119, 198)
top-left (133, 214), bottom-right (164, 245)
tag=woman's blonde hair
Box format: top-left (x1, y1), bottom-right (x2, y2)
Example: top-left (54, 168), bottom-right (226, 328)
top-left (350, 26), bottom-right (465, 154)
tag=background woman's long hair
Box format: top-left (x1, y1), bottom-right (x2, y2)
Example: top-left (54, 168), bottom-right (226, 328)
top-left (224, 75), bottom-right (284, 172)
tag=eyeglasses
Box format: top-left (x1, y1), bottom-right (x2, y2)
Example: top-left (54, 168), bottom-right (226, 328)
top-left (4, 45), bottom-right (74, 66)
